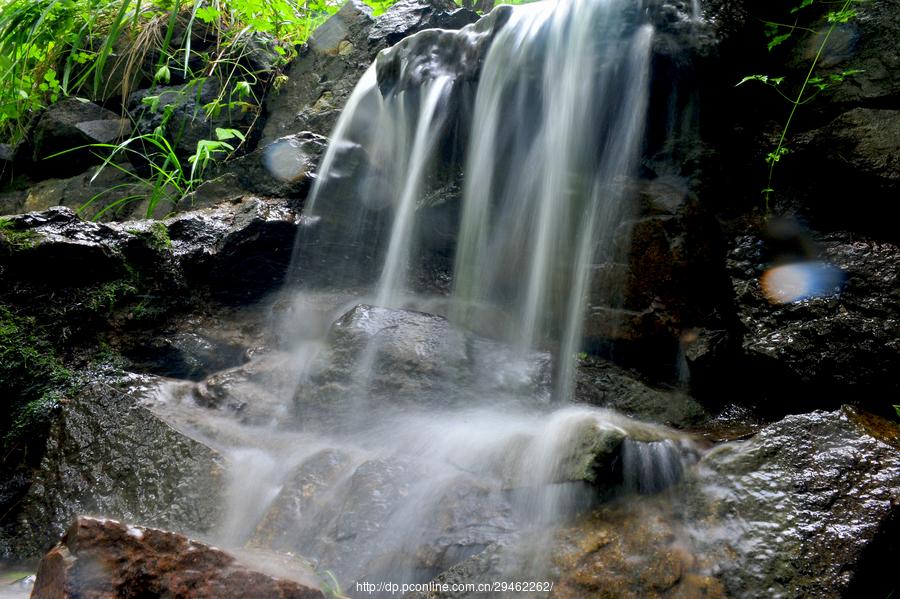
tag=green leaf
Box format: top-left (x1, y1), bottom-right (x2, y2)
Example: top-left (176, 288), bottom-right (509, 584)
top-left (215, 127), bottom-right (245, 142)
top-left (737, 75), bottom-right (769, 86)
top-left (768, 33), bottom-right (792, 52)
top-left (790, 0), bottom-right (815, 14)
top-left (195, 7), bottom-right (220, 23)
top-left (826, 8), bottom-right (856, 23)
top-left (154, 64), bottom-right (171, 84)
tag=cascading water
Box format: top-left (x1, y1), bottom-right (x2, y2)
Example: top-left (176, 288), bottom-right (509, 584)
top-left (147, 0), bottom-right (705, 595)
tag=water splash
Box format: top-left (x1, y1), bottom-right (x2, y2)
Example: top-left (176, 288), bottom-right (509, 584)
top-left (142, 0), bottom-right (708, 592)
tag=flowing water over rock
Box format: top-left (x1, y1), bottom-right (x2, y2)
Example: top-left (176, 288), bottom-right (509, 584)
top-left (137, 0), bottom-right (711, 593)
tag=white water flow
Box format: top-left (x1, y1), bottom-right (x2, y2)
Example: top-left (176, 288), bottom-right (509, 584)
top-left (453, 3), bottom-right (653, 398)
top-left (146, 0), bottom-right (706, 594)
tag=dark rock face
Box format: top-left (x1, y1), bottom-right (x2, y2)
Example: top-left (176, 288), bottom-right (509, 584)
top-left (727, 229), bottom-right (900, 414)
top-left (574, 357), bottom-right (708, 428)
top-left (0, 206), bottom-right (133, 285)
top-left (0, 377), bottom-right (224, 560)
top-left (125, 331), bottom-right (250, 381)
top-left (261, 0), bottom-right (479, 145)
top-left (0, 198), bottom-right (306, 305)
top-left (26, 98), bottom-right (131, 178)
top-left (690, 407), bottom-right (900, 599)
top-left (585, 177), bottom-right (738, 384)
top-left (31, 517), bottom-right (324, 599)
top-left (166, 196), bottom-right (303, 302)
top-left (815, 0), bottom-right (900, 108)
top-left (793, 107), bottom-right (900, 235)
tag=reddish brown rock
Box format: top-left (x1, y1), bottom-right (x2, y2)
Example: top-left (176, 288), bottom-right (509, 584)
top-left (30, 517), bottom-right (325, 599)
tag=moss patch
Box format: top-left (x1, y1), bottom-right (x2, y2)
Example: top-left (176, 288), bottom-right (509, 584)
top-left (0, 217), bottom-right (38, 250)
top-left (0, 304), bottom-right (71, 450)
top-left (128, 222), bottom-right (172, 252)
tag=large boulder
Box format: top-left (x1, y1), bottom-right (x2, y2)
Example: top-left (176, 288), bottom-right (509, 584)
top-left (165, 196), bottom-right (303, 302)
top-left (31, 516), bottom-right (324, 599)
top-left (0, 376), bottom-right (225, 560)
top-left (689, 407), bottom-right (900, 598)
top-left (727, 228), bottom-right (900, 415)
top-left (294, 304), bottom-right (553, 421)
top-left (260, 0), bottom-right (478, 144)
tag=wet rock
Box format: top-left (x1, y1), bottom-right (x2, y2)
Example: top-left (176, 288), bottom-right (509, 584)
top-left (793, 108), bottom-right (900, 235)
top-left (219, 131), bottom-right (328, 198)
top-left (299, 305), bottom-right (552, 417)
top-left (166, 196), bottom-right (302, 302)
top-left (574, 356), bottom-right (708, 428)
top-left (552, 500), bottom-right (727, 599)
top-left (261, 0), bottom-right (478, 144)
top-left (0, 206), bottom-right (132, 285)
top-left (0, 376), bottom-right (225, 560)
top-left (31, 516), bottom-right (324, 599)
top-left (690, 407), bottom-right (900, 598)
top-left (368, 0), bottom-right (469, 47)
top-left (27, 98), bottom-right (131, 178)
top-left (405, 542), bottom-right (516, 599)
top-left (727, 229), bottom-right (900, 414)
top-left (585, 177), bottom-right (738, 384)
top-left (124, 330), bottom-right (249, 381)
top-left (252, 451), bottom-right (513, 586)
top-left (261, 0), bottom-right (376, 144)
top-left (810, 0), bottom-right (900, 108)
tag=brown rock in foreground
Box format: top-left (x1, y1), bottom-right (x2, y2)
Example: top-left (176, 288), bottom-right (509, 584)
top-left (31, 517), bottom-right (325, 599)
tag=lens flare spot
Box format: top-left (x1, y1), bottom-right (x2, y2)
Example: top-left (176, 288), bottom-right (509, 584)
top-left (760, 261), bottom-right (846, 304)
top-left (263, 139), bottom-right (310, 183)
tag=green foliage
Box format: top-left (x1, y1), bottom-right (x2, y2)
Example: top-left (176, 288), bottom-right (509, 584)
top-left (188, 126), bottom-right (245, 180)
top-left (738, 0), bottom-right (864, 210)
top-left (0, 303), bottom-right (71, 449)
top-left (0, 0), bottom-right (397, 145)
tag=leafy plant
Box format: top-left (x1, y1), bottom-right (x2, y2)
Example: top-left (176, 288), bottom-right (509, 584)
top-left (737, 0), bottom-right (863, 211)
top-left (188, 126), bottom-right (244, 180)
top-left (0, 0), bottom-right (398, 145)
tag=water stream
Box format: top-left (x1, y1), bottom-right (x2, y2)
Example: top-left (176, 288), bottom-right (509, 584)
top-left (148, 0), bottom-right (705, 594)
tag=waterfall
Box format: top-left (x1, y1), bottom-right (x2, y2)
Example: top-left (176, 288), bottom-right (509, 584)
top-left (148, 0), bottom-right (705, 593)
top-left (452, 0), bottom-right (652, 399)
top-left (300, 0), bottom-right (654, 401)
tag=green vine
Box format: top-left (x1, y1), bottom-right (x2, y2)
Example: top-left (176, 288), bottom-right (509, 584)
top-left (738, 0), bottom-right (863, 212)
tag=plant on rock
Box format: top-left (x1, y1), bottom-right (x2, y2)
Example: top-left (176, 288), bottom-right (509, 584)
top-left (737, 0), bottom-right (863, 211)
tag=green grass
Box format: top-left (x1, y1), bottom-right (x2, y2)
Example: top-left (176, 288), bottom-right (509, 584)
top-left (0, 0), bottom-right (389, 145)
